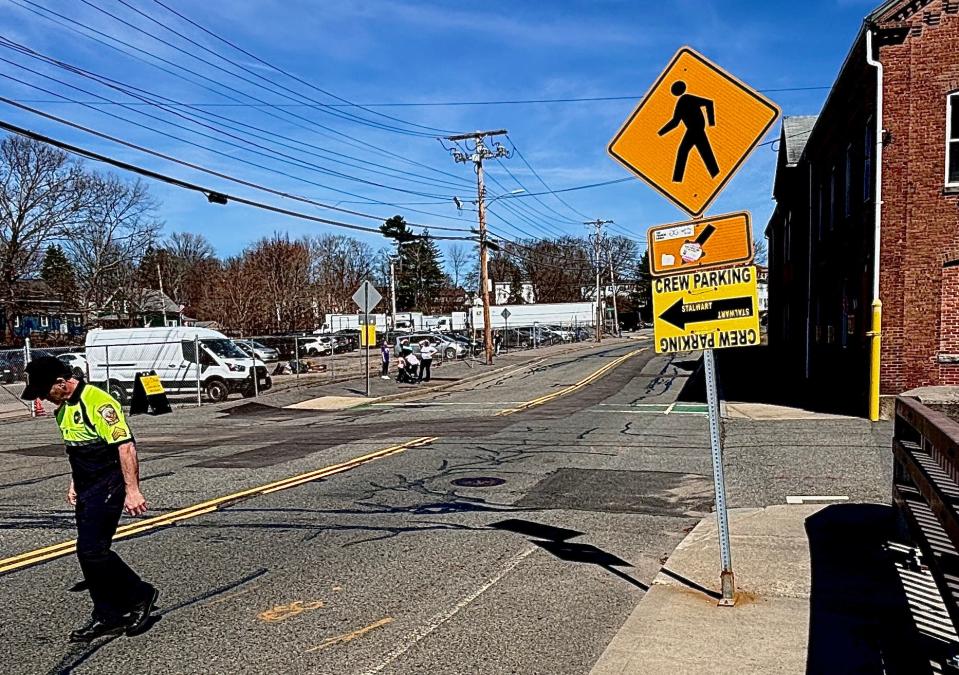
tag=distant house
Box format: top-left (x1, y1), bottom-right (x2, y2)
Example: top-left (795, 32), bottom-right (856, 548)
top-left (494, 281), bottom-right (535, 304)
top-left (0, 280), bottom-right (84, 340)
top-left (97, 289), bottom-right (194, 328)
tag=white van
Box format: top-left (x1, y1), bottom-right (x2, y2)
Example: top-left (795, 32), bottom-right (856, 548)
top-left (85, 327), bottom-right (271, 404)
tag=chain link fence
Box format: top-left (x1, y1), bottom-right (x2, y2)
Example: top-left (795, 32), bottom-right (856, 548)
top-left (0, 321), bottom-right (608, 420)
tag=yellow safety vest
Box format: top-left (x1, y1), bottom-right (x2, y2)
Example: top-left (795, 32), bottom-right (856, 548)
top-left (56, 382), bottom-right (134, 491)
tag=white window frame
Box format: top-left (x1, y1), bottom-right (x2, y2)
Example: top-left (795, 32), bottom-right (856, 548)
top-left (39, 315), bottom-right (49, 328)
top-left (13, 316), bottom-right (19, 328)
top-left (947, 92), bottom-right (959, 188)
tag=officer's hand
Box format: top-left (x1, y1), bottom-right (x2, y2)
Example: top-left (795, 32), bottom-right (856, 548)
top-left (124, 489), bottom-right (148, 516)
top-left (66, 484), bottom-right (76, 506)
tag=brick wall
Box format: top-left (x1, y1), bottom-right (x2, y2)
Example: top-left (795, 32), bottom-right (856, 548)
top-left (878, 4), bottom-right (959, 393)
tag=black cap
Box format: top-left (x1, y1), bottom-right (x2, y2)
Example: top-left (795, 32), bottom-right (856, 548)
top-left (21, 356), bottom-right (72, 400)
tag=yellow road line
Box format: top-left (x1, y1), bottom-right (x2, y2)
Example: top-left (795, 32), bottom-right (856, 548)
top-left (495, 348), bottom-right (646, 417)
top-left (0, 436), bottom-right (437, 575)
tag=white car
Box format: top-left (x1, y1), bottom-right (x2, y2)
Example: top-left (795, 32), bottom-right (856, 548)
top-left (58, 352), bottom-right (88, 379)
top-left (298, 337), bottom-right (334, 356)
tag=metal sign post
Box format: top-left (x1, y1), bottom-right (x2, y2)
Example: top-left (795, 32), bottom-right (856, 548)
top-left (352, 280), bottom-right (383, 398)
top-left (364, 285), bottom-right (370, 397)
top-left (703, 347), bottom-right (735, 605)
top-left (501, 308), bottom-right (511, 353)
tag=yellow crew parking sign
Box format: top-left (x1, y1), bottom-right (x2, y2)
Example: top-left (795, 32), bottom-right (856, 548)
top-left (652, 266), bottom-right (760, 354)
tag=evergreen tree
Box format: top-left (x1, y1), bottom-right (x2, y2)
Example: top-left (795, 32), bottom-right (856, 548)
top-left (40, 244), bottom-right (76, 305)
top-left (396, 230), bottom-right (446, 312)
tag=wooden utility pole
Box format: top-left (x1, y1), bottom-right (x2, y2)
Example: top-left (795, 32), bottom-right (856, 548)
top-left (586, 219), bottom-right (613, 342)
top-left (445, 130), bottom-right (509, 365)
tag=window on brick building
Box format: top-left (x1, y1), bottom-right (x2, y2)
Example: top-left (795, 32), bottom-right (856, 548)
top-left (948, 92), bottom-right (959, 186)
top-left (39, 315), bottom-right (49, 328)
top-left (817, 182), bottom-right (825, 241)
top-left (829, 168), bottom-right (836, 230)
top-left (844, 144), bottom-right (853, 217)
top-left (863, 118), bottom-right (873, 202)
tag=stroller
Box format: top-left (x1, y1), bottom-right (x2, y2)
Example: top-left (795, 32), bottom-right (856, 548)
top-left (396, 359), bottom-right (416, 383)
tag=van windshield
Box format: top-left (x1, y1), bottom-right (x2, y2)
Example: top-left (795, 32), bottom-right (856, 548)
top-left (202, 339), bottom-right (248, 359)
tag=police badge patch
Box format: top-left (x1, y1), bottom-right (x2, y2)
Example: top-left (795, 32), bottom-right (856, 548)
top-left (97, 404), bottom-right (120, 426)
top-left (73, 411), bottom-right (82, 424)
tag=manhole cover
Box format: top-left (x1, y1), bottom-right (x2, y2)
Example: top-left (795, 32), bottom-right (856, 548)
top-left (451, 477), bottom-right (506, 488)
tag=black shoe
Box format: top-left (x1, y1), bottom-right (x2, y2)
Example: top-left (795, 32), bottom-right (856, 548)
top-left (69, 617), bottom-right (128, 642)
top-left (126, 586), bottom-right (159, 636)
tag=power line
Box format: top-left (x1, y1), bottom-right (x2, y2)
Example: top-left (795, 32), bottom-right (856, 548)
top-left (6, 85), bottom-right (833, 108)
top-left (83, 0), bottom-right (440, 139)
top-left (0, 118), bottom-right (476, 242)
top-left (0, 96), bottom-right (474, 234)
top-left (147, 0), bottom-right (460, 136)
top-left (12, 0), bottom-right (472, 186)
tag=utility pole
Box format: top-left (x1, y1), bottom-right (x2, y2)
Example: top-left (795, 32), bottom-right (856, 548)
top-left (389, 255), bottom-right (398, 331)
top-left (586, 219), bottom-right (613, 342)
top-left (609, 258), bottom-right (620, 337)
top-left (445, 129), bottom-right (510, 365)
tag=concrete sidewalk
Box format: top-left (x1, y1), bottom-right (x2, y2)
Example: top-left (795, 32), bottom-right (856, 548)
top-left (590, 501), bottom-right (949, 674)
top-left (590, 504), bottom-right (819, 674)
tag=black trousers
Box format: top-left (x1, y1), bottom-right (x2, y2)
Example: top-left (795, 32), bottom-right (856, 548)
top-left (418, 359), bottom-right (432, 382)
top-left (75, 476), bottom-right (150, 622)
top-left (381, 360), bottom-right (389, 376)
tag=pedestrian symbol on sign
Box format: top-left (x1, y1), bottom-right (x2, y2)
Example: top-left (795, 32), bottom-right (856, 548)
top-left (658, 81), bottom-right (720, 183)
top-left (607, 47), bottom-right (780, 217)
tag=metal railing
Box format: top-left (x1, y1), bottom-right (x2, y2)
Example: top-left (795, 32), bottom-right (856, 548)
top-left (892, 396), bottom-right (959, 638)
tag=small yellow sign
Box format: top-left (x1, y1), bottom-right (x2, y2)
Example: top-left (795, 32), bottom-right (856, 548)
top-left (140, 374), bottom-right (165, 396)
top-left (360, 325), bottom-right (377, 348)
top-left (652, 265), bottom-right (760, 354)
top-left (608, 47), bottom-right (780, 217)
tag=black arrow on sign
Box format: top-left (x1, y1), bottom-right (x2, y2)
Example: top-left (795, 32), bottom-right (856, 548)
top-left (658, 296), bottom-right (754, 331)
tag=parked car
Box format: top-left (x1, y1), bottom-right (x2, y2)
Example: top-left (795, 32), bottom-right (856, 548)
top-left (57, 352), bottom-right (88, 379)
top-left (298, 337), bottom-right (334, 357)
top-left (396, 333), bottom-right (468, 360)
top-left (234, 340), bottom-right (281, 363)
top-left (0, 354), bottom-right (20, 384)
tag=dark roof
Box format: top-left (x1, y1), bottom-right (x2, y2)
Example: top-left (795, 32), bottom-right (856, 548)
top-left (782, 116), bottom-right (818, 166)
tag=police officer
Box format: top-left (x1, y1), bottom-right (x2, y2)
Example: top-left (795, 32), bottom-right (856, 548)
top-left (22, 357), bottom-right (158, 642)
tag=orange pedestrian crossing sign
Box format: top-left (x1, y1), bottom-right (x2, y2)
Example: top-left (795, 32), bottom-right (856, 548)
top-left (608, 47), bottom-right (779, 217)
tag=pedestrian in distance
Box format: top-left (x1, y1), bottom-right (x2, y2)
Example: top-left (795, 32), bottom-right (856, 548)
top-left (380, 340), bottom-right (390, 379)
top-left (404, 350), bottom-right (420, 384)
top-left (493, 332), bottom-right (503, 356)
top-left (21, 357), bottom-right (158, 642)
top-left (418, 339), bottom-right (437, 382)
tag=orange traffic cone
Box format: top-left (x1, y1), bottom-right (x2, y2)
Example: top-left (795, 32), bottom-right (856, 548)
top-left (33, 398), bottom-right (45, 418)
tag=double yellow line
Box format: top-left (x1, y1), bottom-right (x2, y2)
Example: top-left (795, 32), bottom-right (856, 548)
top-left (496, 347), bottom-right (646, 416)
top-left (0, 436), bottom-right (437, 575)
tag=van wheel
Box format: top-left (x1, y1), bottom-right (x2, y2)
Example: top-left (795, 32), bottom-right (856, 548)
top-left (241, 385), bottom-right (256, 398)
top-left (108, 380), bottom-right (127, 405)
top-left (205, 378), bottom-right (229, 403)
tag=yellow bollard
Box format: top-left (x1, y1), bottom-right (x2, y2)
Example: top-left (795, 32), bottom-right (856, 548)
top-left (868, 299), bottom-right (882, 422)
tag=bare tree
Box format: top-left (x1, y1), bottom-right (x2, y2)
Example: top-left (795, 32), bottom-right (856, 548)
top-left (248, 233), bottom-right (312, 332)
top-left (62, 173), bottom-right (161, 324)
top-left (446, 243), bottom-right (473, 288)
top-left (0, 136), bottom-right (86, 342)
top-left (754, 238), bottom-right (768, 265)
top-left (306, 234), bottom-right (376, 315)
top-left (164, 231), bottom-right (216, 306)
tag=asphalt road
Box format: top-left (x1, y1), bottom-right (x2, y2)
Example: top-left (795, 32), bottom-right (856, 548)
top-left (0, 336), bottom-right (891, 674)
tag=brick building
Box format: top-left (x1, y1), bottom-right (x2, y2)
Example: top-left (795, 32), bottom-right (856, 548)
top-left (767, 0), bottom-right (959, 413)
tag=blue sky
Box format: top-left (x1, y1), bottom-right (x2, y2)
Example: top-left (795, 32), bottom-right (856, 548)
top-left (1, 0), bottom-right (879, 265)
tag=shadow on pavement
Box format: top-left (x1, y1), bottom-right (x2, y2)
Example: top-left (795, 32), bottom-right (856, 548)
top-left (677, 345), bottom-right (864, 416)
top-left (805, 503), bottom-right (928, 674)
top-left (490, 518), bottom-right (648, 590)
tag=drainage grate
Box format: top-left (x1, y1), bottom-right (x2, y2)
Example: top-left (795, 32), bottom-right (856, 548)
top-left (451, 477), bottom-right (506, 488)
